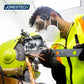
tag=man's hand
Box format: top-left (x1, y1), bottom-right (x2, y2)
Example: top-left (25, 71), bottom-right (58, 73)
top-left (73, 44), bottom-right (84, 60)
top-left (39, 49), bottom-right (60, 67)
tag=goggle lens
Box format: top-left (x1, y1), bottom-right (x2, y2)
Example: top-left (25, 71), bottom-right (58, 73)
top-left (34, 18), bottom-right (46, 32)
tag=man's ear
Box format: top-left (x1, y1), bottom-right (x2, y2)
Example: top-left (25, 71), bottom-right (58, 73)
top-left (50, 12), bottom-right (58, 20)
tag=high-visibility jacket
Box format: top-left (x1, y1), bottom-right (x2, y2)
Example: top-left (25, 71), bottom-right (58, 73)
top-left (51, 14), bottom-right (84, 84)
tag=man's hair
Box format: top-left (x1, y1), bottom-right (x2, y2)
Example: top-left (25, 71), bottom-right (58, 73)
top-left (29, 6), bottom-right (62, 27)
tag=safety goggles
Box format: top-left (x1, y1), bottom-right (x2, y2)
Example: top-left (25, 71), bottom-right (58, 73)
top-left (34, 14), bottom-right (58, 32)
top-left (34, 18), bottom-right (47, 32)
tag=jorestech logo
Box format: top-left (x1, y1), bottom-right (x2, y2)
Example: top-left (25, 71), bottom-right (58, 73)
top-left (4, 4), bottom-right (30, 10)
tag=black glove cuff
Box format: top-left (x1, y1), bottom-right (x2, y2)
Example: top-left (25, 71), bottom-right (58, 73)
top-left (73, 43), bottom-right (84, 61)
top-left (79, 49), bottom-right (84, 61)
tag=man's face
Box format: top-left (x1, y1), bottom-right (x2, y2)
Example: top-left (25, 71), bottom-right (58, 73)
top-left (34, 15), bottom-right (49, 32)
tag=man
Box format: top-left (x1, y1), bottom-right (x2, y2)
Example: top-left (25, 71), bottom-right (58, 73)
top-left (29, 6), bottom-right (84, 84)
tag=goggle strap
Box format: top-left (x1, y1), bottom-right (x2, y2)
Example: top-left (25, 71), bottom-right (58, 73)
top-left (44, 20), bottom-right (47, 30)
top-left (57, 20), bottom-right (58, 28)
top-left (49, 16), bottom-right (51, 25)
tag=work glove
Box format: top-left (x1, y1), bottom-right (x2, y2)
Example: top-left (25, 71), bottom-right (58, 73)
top-left (73, 43), bottom-right (84, 60)
top-left (39, 49), bottom-right (60, 68)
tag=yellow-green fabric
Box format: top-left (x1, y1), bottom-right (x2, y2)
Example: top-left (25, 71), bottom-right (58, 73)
top-left (66, 14), bottom-right (84, 84)
top-left (51, 38), bottom-right (71, 84)
top-left (51, 14), bottom-right (84, 84)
